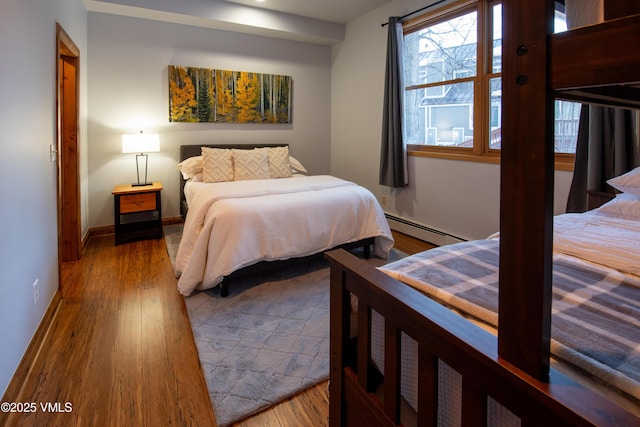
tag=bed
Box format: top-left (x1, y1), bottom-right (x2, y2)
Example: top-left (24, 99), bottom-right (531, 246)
top-left (328, 204), bottom-right (640, 427)
top-left (325, 1), bottom-right (640, 426)
top-left (175, 144), bottom-right (394, 297)
top-left (377, 208), bottom-right (640, 421)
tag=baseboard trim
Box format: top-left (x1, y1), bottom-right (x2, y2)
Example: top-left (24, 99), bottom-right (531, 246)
top-left (163, 216), bottom-right (184, 226)
top-left (84, 216), bottom-right (184, 243)
top-left (1, 290), bottom-right (63, 405)
top-left (385, 214), bottom-right (465, 247)
top-left (87, 224), bottom-right (114, 238)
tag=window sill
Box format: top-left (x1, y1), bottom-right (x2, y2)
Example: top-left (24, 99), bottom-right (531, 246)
top-left (408, 149), bottom-right (575, 172)
top-left (408, 148), bottom-right (500, 164)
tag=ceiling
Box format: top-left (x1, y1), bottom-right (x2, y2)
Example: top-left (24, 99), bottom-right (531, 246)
top-left (84, 0), bottom-right (393, 45)
top-left (223, 0), bottom-right (391, 24)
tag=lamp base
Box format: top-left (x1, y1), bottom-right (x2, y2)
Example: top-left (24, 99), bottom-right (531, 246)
top-left (132, 153), bottom-right (152, 187)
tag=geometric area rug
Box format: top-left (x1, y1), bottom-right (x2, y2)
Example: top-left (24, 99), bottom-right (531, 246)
top-left (184, 257), bottom-right (331, 426)
top-left (164, 224), bottom-right (400, 426)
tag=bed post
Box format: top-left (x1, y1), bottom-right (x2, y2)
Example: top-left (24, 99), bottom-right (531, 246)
top-left (328, 260), bottom-right (350, 426)
top-left (499, 0), bottom-right (555, 381)
top-left (220, 282), bottom-right (229, 298)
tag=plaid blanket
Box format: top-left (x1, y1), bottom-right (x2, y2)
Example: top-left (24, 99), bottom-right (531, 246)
top-left (380, 239), bottom-right (640, 402)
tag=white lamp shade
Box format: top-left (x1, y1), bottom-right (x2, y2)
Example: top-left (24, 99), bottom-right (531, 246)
top-left (122, 132), bottom-right (160, 154)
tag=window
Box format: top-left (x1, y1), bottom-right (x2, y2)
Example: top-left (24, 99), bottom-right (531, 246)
top-left (553, 6), bottom-right (581, 156)
top-left (403, 0), bottom-right (579, 168)
top-left (404, 5), bottom-right (479, 150)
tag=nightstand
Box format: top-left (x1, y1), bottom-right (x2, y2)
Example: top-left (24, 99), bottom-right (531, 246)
top-left (112, 182), bottom-right (163, 245)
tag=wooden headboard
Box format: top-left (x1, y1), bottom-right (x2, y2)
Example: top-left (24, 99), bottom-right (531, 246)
top-left (179, 144), bottom-right (288, 219)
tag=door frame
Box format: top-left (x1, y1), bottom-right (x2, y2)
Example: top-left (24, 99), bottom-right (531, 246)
top-left (56, 24), bottom-right (81, 287)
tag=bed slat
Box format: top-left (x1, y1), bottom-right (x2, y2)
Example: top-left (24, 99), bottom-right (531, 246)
top-left (461, 378), bottom-right (486, 427)
top-left (417, 346), bottom-right (438, 427)
top-left (383, 321), bottom-right (401, 424)
top-left (356, 300), bottom-right (371, 391)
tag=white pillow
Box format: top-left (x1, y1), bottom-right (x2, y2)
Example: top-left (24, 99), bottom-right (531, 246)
top-left (232, 149), bottom-right (270, 180)
top-left (202, 147), bottom-right (234, 183)
top-left (177, 155), bottom-right (203, 180)
top-left (607, 166), bottom-right (640, 197)
top-left (258, 147), bottom-right (292, 178)
top-left (597, 193), bottom-right (640, 220)
top-left (289, 156), bottom-right (308, 174)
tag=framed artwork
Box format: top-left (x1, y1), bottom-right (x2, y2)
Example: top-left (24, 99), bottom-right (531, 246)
top-left (169, 65), bottom-right (292, 123)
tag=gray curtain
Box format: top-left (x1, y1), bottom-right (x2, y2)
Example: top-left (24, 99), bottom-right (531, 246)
top-left (564, 0), bottom-right (639, 212)
top-left (566, 106), bottom-right (638, 212)
top-left (379, 17), bottom-right (408, 188)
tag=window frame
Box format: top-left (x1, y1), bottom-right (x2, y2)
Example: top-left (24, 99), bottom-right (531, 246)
top-left (403, 0), bottom-right (575, 171)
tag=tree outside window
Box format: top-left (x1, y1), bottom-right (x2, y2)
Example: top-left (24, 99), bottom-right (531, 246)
top-left (403, 0), bottom-right (579, 165)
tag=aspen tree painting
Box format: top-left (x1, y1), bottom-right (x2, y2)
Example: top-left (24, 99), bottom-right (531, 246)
top-left (169, 65), bottom-right (292, 123)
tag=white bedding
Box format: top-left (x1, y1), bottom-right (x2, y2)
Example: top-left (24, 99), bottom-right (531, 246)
top-left (553, 212), bottom-right (640, 278)
top-left (176, 175), bottom-right (394, 296)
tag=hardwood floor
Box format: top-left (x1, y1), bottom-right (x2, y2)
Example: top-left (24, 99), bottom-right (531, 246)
top-left (1, 236), bottom-right (216, 427)
top-left (0, 230), bottom-right (433, 427)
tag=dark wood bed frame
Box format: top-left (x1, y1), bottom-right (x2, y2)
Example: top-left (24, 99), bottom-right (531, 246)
top-left (326, 1), bottom-right (640, 425)
top-left (179, 143), bottom-right (374, 297)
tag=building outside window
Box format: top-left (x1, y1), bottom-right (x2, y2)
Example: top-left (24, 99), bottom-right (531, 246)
top-left (403, 0), bottom-right (579, 167)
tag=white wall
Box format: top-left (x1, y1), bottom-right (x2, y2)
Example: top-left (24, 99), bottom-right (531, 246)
top-left (87, 12), bottom-right (332, 227)
top-left (331, 0), bottom-right (573, 241)
top-left (0, 0), bottom-right (88, 397)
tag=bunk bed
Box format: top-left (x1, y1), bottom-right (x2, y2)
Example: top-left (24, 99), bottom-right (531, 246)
top-left (325, 1), bottom-right (640, 425)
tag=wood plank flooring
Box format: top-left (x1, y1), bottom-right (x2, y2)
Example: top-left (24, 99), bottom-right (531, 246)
top-left (0, 230), bottom-right (433, 427)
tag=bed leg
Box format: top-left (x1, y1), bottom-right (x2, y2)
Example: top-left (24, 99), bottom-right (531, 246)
top-left (220, 282), bottom-right (229, 298)
top-left (363, 243), bottom-right (371, 259)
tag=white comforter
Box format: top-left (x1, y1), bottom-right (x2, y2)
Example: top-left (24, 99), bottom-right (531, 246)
top-left (553, 212), bottom-right (640, 278)
top-left (176, 175), bottom-right (394, 296)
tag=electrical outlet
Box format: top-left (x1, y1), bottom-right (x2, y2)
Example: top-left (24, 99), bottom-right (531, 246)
top-left (33, 279), bottom-right (39, 305)
top-left (380, 195), bottom-right (387, 205)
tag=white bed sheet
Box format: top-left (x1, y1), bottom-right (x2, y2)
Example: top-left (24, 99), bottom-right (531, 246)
top-left (176, 175), bottom-right (394, 296)
top-left (553, 212), bottom-right (640, 278)
top-left (486, 211), bottom-right (640, 280)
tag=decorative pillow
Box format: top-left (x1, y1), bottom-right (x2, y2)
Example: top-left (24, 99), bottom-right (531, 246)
top-left (232, 149), bottom-right (270, 180)
top-left (259, 146), bottom-right (292, 178)
top-left (202, 147), bottom-right (234, 183)
top-left (597, 193), bottom-right (640, 220)
top-left (607, 166), bottom-right (640, 197)
top-left (289, 156), bottom-right (308, 174)
top-left (177, 155), bottom-right (203, 180)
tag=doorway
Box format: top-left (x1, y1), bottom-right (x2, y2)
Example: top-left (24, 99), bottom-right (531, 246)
top-left (56, 23), bottom-right (81, 292)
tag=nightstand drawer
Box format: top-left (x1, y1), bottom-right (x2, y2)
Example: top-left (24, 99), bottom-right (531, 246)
top-left (120, 192), bottom-right (156, 213)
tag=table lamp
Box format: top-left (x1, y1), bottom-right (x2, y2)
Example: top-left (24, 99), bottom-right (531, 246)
top-left (122, 131), bottom-right (160, 186)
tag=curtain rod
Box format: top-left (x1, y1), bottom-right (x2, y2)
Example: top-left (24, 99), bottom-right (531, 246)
top-left (381, 0), bottom-right (448, 27)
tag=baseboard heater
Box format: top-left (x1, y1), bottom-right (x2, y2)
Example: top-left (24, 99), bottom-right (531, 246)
top-left (385, 214), bottom-right (466, 247)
